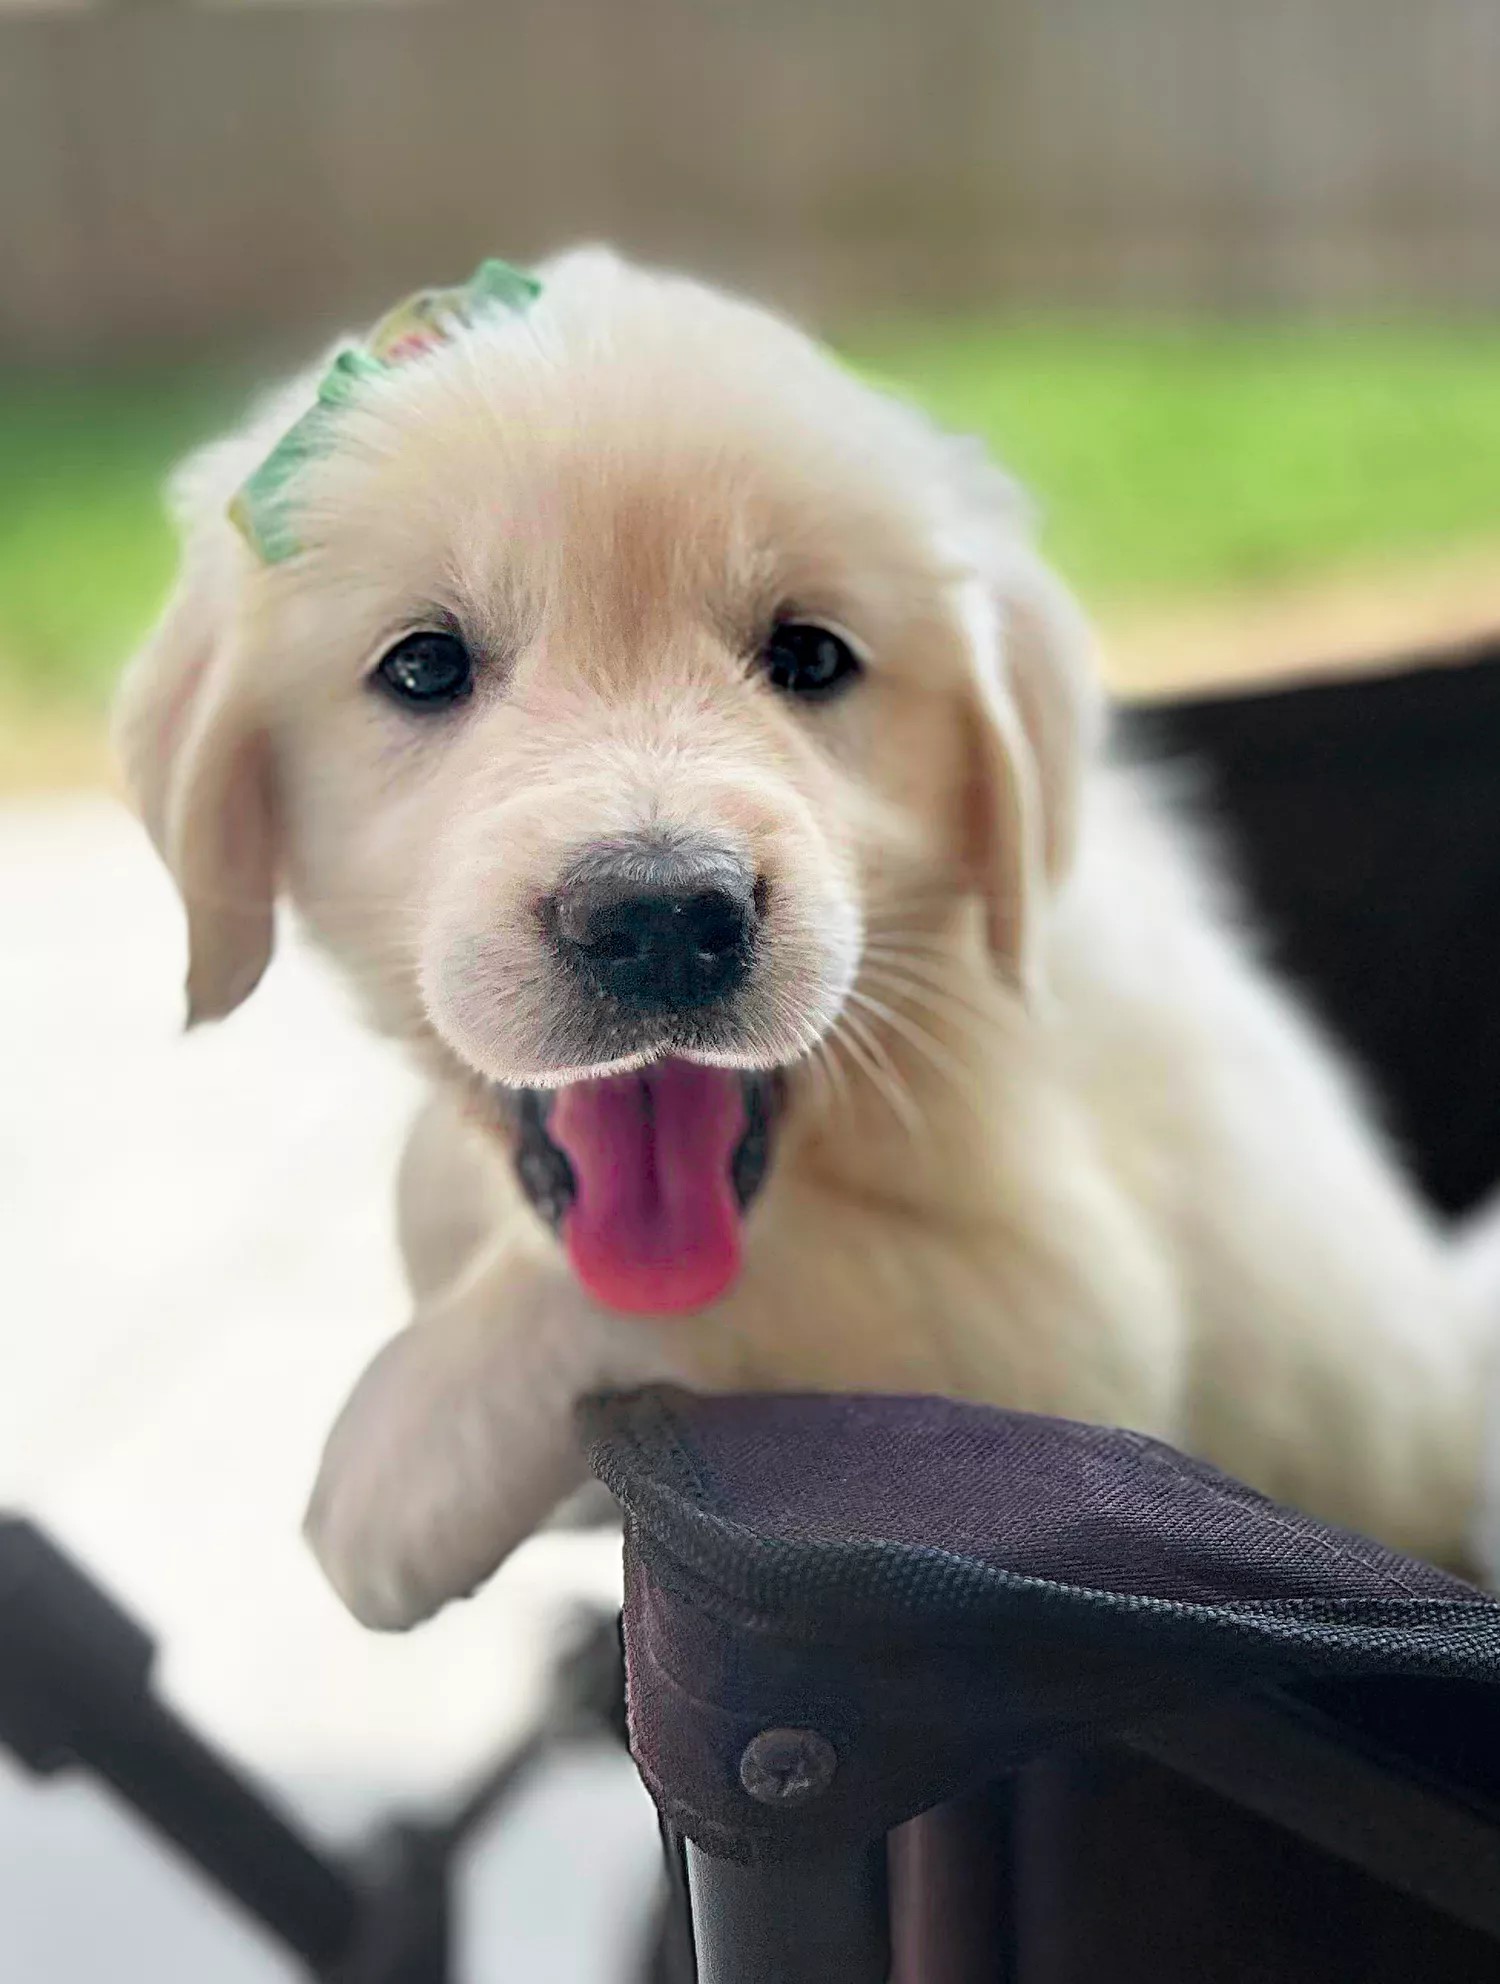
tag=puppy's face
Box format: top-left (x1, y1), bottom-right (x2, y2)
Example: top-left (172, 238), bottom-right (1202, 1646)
top-left (118, 253), bottom-right (1098, 1316)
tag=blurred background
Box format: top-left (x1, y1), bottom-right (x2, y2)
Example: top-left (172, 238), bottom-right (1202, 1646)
top-left (2, 1), bottom-right (1499, 1977)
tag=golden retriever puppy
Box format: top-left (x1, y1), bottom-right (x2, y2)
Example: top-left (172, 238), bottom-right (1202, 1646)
top-left (116, 250), bottom-right (1483, 1630)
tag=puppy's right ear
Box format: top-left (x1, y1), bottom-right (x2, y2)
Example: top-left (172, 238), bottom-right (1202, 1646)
top-left (114, 447), bottom-right (277, 1025)
top-left (960, 547), bottom-right (1103, 1008)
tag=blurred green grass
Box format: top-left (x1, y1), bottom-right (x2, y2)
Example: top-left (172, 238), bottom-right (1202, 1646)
top-left (0, 365), bottom-right (246, 711)
top-left (852, 320), bottom-right (1500, 600)
top-left (4, 323), bottom-right (1500, 710)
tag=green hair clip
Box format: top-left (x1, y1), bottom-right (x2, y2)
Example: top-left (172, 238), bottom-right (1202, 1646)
top-left (229, 258), bottom-right (542, 564)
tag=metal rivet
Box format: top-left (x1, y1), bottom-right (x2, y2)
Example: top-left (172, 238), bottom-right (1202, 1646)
top-left (738, 1727), bottom-right (838, 1807)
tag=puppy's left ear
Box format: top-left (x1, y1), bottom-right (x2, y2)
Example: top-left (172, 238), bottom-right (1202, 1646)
top-left (963, 550), bottom-right (1104, 1003)
top-left (113, 444), bottom-right (278, 1025)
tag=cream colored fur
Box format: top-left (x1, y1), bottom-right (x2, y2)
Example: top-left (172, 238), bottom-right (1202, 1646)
top-left (116, 249), bottom-right (1484, 1630)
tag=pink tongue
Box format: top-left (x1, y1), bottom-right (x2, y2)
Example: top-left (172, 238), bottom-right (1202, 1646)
top-left (548, 1061), bottom-right (747, 1316)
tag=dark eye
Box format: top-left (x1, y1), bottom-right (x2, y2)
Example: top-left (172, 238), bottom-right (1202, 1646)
top-left (373, 630), bottom-right (473, 711)
top-left (760, 621), bottom-right (862, 699)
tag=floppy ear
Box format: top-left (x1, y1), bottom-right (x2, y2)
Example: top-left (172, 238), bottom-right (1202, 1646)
top-left (114, 456), bottom-right (277, 1025)
top-left (964, 550), bottom-right (1104, 1002)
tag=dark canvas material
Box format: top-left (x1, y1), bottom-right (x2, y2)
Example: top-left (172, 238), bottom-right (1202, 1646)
top-left (1128, 642), bottom-right (1500, 1219)
top-left (586, 1388), bottom-right (1500, 1863)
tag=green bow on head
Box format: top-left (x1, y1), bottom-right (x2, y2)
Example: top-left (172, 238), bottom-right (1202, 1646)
top-left (229, 258), bottom-right (542, 565)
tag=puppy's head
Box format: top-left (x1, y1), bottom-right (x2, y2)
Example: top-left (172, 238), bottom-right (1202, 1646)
top-left (116, 250), bottom-right (1100, 1316)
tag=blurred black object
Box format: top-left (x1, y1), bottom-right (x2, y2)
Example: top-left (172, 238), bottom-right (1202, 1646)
top-left (5, 643), bottom-right (1500, 1982)
top-left (0, 1518), bottom-right (627, 1983)
top-left (1129, 639), bottom-right (1500, 1219)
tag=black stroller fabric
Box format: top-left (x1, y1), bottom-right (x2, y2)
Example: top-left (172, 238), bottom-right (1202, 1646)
top-left (1129, 642), bottom-right (1500, 1220)
top-left (586, 1388), bottom-right (1500, 1864)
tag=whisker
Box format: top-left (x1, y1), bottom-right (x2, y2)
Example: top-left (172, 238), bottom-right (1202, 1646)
top-left (835, 1008), bottom-right (926, 1142)
top-left (800, 1036), bottom-right (842, 1128)
top-left (858, 961), bottom-right (998, 1042)
top-left (862, 927), bottom-right (975, 960)
top-left (845, 986), bottom-right (971, 1090)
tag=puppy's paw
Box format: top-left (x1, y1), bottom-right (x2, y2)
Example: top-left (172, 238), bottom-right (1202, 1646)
top-left (303, 1401), bottom-right (499, 1632)
top-left (304, 1499), bottom-right (460, 1633)
top-left (303, 1255), bottom-right (691, 1630)
top-left (303, 1298), bottom-right (590, 1630)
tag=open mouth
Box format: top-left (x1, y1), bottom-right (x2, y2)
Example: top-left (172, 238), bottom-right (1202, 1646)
top-left (503, 1062), bottom-right (782, 1316)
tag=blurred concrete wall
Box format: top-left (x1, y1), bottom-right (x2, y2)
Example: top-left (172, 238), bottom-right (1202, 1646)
top-left (4, 0), bottom-right (1499, 361)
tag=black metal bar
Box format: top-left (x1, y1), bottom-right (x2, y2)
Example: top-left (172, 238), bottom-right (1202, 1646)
top-left (642, 1825), bottom-right (699, 1984)
top-left (684, 1837), bottom-right (889, 1984)
top-left (888, 1785), bottom-right (1019, 1984)
top-left (335, 1824), bottom-right (451, 1984)
top-left (1126, 1697), bottom-right (1500, 1941)
top-left (0, 1517), bottom-right (362, 1973)
top-left (83, 1684), bottom-right (364, 1971)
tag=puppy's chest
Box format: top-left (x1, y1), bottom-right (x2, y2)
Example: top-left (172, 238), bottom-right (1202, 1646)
top-left (689, 1197), bottom-right (1058, 1407)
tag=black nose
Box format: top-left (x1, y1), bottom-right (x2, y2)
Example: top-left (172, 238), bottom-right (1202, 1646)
top-left (549, 841), bottom-right (759, 1012)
